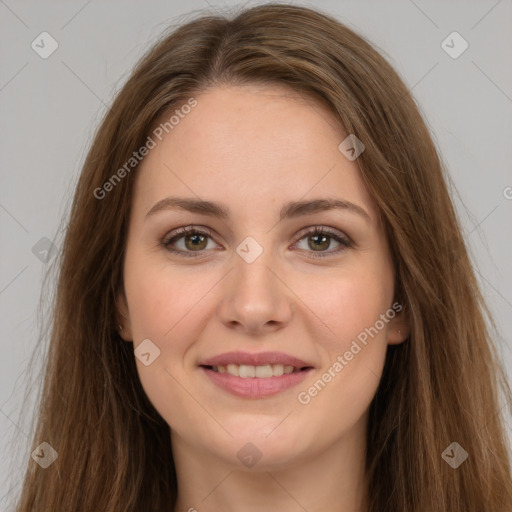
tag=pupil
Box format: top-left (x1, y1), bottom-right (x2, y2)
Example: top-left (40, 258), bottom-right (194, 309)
top-left (311, 234), bottom-right (328, 250)
top-left (187, 234), bottom-right (206, 249)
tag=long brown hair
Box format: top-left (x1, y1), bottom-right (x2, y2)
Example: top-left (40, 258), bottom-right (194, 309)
top-left (13, 3), bottom-right (512, 511)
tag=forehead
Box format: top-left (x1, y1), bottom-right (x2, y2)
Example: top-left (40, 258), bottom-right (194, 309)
top-left (131, 84), bottom-right (377, 223)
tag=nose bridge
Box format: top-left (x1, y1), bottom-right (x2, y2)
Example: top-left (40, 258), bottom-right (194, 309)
top-left (217, 233), bottom-right (291, 332)
top-left (233, 233), bottom-right (280, 297)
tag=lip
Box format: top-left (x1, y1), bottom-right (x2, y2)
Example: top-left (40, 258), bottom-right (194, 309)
top-left (201, 366), bottom-right (313, 398)
top-left (199, 351), bottom-right (315, 399)
top-left (199, 351), bottom-right (313, 368)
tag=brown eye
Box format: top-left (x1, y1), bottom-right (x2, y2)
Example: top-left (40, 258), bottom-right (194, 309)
top-left (162, 225), bottom-right (352, 259)
top-left (294, 226), bottom-right (352, 259)
top-left (162, 226), bottom-right (215, 258)
top-left (308, 233), bottom-right (330, 251)
top-left (183, 233), bottom-right (208, 251)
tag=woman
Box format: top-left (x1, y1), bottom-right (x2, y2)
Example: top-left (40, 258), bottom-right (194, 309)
top-left (14, 3), bottom-right (512, 511)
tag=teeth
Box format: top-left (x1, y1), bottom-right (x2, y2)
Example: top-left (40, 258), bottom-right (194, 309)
top-left (213, 363), bottom-right (302, 378)
top-left (273, 364), bottom-right (284, 376)
top-left (239, 364), bottom-right (255, 378)
top-left (226, 364), bottom-right (239, 377)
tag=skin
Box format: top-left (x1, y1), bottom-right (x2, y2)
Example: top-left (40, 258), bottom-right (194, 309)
top-left (117, 84), bottom-right (410, 512)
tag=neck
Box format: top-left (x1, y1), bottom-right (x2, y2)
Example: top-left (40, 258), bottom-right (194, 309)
top-left (171, 415), bottom-right (369, 512)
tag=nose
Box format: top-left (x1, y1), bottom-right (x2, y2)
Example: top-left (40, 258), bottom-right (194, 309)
top-left (216, 244), bottom-right (293, 336)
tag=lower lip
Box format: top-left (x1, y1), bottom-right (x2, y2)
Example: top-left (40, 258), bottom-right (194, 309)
top-left (201, 367), bottom-right (313, 398)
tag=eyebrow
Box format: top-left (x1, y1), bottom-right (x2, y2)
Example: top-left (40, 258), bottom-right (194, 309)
top-left (145, 196), bottom-right (371, 223)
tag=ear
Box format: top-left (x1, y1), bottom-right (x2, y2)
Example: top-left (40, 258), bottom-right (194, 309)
top-left (387, 304), bottom-right (410, 345)
top-left (116, 290), bottom-right (133, 342)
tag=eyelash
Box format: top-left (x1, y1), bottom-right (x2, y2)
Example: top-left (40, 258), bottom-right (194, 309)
top-left (161, 225), bottom-right (352, 259)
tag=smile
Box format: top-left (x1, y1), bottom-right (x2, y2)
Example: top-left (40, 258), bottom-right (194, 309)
top-left (209, 363), bottom-right (303, 378)
top-left (198, 350), bottom-right (315, 398)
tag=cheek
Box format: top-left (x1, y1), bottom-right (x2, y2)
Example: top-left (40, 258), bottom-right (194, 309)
top-left (292, 261), bottom-right (394, 418)
top-left (123, 258), bottom-right (213, 426)
top-left (124, 254), bottom-right (211, 340)
top-left (124, 255), bottom-right (223, 404)
top-left (294, 290), bottom-right (390, 434)
top-left (302, 263), bottom-right (394, 354)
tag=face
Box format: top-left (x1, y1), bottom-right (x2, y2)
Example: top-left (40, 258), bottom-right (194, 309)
top-left (117, 84), bottom-right (409, 470)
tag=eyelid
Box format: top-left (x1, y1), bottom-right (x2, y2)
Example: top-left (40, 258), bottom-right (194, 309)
top-left (292, 226), bottom-right (352, 259)
top-left (294, 225), bottom-right (352, 245)
top-left (161, 225), bottom-right (218, 258)
top-left (161, 224), bottom-right (353, 259)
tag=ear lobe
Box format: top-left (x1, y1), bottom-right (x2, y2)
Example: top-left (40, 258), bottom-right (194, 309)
top-left (387, 308), bottom-right (410, 345)
top-left (116, 291), bottom-right (133, 342)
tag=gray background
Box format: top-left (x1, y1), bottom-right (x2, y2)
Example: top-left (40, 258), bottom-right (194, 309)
top-left (1, 0), bottom-right (511, 508)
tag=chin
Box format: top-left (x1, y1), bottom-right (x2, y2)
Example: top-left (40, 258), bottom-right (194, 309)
top-left (216, 423), bottom-right (312, 468)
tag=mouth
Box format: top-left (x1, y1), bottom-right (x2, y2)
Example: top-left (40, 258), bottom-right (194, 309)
top-left (201, 363), bottom-right (311, 378)
top-left (198, 351), bottom-right (315, 398)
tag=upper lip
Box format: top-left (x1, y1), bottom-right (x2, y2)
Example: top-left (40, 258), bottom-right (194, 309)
top-left (199, 351), bottom-right (314, 368)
